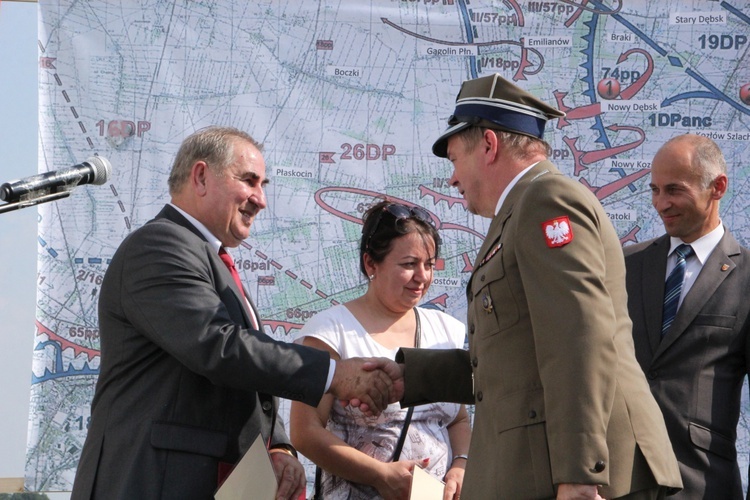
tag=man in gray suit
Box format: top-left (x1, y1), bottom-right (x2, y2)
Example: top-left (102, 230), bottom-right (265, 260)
top-left (624, 133), bottom-right (750, 498)
top-left (71, 126), bottom-right (400, 500)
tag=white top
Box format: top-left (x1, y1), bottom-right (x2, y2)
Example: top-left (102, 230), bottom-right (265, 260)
top-left (294, 305), bottom-right (466, 500)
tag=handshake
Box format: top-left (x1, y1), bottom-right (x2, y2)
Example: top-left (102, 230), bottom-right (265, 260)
top-left (327, 357), bottom-right (405, 415)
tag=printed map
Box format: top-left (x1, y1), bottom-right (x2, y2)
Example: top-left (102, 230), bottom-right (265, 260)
top-left (27, 0), bottom-right (750, 493)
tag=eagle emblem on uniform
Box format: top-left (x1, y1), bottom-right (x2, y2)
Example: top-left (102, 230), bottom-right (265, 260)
top-left (542, 216), bottom-right (573, 248)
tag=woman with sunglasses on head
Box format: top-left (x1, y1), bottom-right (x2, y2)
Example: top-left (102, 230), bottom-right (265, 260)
top-left (290, 200), bottom-right (471, 500)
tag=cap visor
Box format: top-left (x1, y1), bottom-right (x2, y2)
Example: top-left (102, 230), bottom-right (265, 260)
top-left (432, 122), bottom-right (471, 158)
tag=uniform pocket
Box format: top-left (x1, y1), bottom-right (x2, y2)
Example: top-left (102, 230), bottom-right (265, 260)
top-left (495, 388), bottom-right (546, 433)
top-left (470, 250), bottom-right (520, 337)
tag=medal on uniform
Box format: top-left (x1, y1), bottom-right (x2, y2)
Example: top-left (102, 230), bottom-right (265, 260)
top-left (482, 292), bottom-right (493, 313)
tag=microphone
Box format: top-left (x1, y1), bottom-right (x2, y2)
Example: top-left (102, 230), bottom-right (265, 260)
top-left (0, 156), bottom-right (112, 203)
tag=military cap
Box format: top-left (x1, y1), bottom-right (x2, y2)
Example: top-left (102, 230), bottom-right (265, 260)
top-left (432, 73), bottom-right (565, 157)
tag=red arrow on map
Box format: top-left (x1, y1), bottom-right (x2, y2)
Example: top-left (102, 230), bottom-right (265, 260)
top-left (264, 320), bottom-right (304, 336)
top-left (36, 320), bottom-right (99, 361)
top-left (516, 38), bottom-right (541, 81)
top-left (426, 293), bottom-right (449, 308)
top-left (419, 185), bottom-right (467, 210)
top-left (579, 168), bottom-right (650, 201)
top-left (619, 226), bottom-right (641, 245)
top-left (461, 252), bottom-right (474, 273)
top-left (559, 0), bottom-right (623, 15)
top-left (617, 48), bottom-right (654, 100)
top-left (554, 90), bottom-right (602, 128)
top-left (506, 0), bottom-right (525, 27)
top-left (564, 124), bottom-right (645, 175)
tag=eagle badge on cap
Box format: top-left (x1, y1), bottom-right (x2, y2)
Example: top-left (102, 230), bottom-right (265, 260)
top-left (543, 216), bottom-right (573, 248)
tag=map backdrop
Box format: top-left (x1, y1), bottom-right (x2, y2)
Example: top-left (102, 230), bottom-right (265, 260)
top-left (26, 0), bottom-right (750, 494)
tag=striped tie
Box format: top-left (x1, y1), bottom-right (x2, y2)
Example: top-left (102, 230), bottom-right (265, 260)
top-left (661, 244), bottom-right (694, 336)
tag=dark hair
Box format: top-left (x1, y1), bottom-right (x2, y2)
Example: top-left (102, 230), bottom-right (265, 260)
top-left (358, 200), bottom-right (441, 278)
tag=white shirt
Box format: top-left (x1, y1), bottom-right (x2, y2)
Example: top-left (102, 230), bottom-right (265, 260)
top-left (494, 161), bottom-right (541, 216)
top-left (666, 222), bottom-right (724, 309)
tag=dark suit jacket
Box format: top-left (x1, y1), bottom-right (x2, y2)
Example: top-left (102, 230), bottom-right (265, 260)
top-left (625, 229), bottom-right (750, 499)
top-left (71, 204), bottom-right (330, 500)
top-left (398, 161), bottom-right (681, 499)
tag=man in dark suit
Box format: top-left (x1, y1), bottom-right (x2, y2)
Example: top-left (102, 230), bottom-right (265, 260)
top-left (71, 126), bottom-right (400, 500)
top-left (624, 134), bottom-right (750, 499)
top-left (390, 74), bottom-right (682, 499)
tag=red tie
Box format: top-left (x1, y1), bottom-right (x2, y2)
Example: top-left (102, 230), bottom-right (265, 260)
top-left (219, 247), bottom-right (245, 298)
top-left (218, 248), bottom-right (259, 329)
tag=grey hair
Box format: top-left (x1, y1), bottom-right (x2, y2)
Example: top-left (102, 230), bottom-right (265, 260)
top-left (661, 134), bottom-right (726, 189)
top-left (168, 126), bottom-right (263, 194)
top-left (454, 126), bottom-right (552, 161)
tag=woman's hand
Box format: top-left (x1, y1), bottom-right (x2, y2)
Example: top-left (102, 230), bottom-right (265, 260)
top-left (443, 463), bottom-right (465, 500)
top-left (374, 458), bottom-right (430, 500)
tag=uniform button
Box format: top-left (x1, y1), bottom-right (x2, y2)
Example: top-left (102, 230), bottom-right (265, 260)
top-left (476, 391), bottom-right (483, 402)
top-left (648, 370), bottom-right (658, 380)
top-left (261, 401), bottom-right (273, 412)
top-left (472, 357), bottom-right (478, 367)
top-left (590, 461), bottom-right (606, 473)
top-left (470, 324), bottom-right (475, 334)
top-left (480, 275), bottom-right (486, 282)
top-left (529, 410), bottom-right (537, 419)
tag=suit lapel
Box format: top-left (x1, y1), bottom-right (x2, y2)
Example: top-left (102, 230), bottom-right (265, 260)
top-left (655, 230), bottom-right (739, 358)
top-left (157, 205), bottom-right (258, 329)
top-left (641, 237), bottom-right (670, 356)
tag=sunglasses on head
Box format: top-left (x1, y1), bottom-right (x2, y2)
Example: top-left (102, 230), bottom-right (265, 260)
top-left (364, 203), bottom-right (435, 249)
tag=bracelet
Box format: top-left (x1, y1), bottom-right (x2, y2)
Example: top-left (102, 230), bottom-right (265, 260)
top-left (452, 454), bottom-right (468, 463)
top-left (268, 444), bottom-right (298, 458)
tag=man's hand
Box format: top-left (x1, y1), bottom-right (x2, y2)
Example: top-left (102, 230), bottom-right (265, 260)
top-left (328, 357), bottom-right (402, 416)
top-left (347, 358), bottom-right (405, 414)
top-left (269, 449), bottom-right (305, 500)
top-left (556, 483), bottom-right (603, 500)
top-left (362, 357), bottom-right (404, 403)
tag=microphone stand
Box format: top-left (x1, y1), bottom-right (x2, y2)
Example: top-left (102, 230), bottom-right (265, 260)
top-left (0, 191), bottom-right (71, 214)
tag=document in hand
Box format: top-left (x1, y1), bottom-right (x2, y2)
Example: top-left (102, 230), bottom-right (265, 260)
top-left (214, 434), bottom-right (276, 500)
top-left (409, 465), bottom-right (445, 500)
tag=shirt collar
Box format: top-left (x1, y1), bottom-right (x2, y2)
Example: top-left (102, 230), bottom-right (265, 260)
top-left (668, 222), bottom-right (724, 265)
top-left (494, 161), bottom-right (540, 216)
top-left (169, 203), bottom-right (223, 254)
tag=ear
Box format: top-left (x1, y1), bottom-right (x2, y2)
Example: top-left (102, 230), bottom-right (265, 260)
top-left (482, 129), bottom-right (499, 163)
top-left (362, 252), bottom-right (378, 277)
top-left (191, 161), bottom-right (210, 197)
top-left (711, 173), bottom-right (728, 200)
